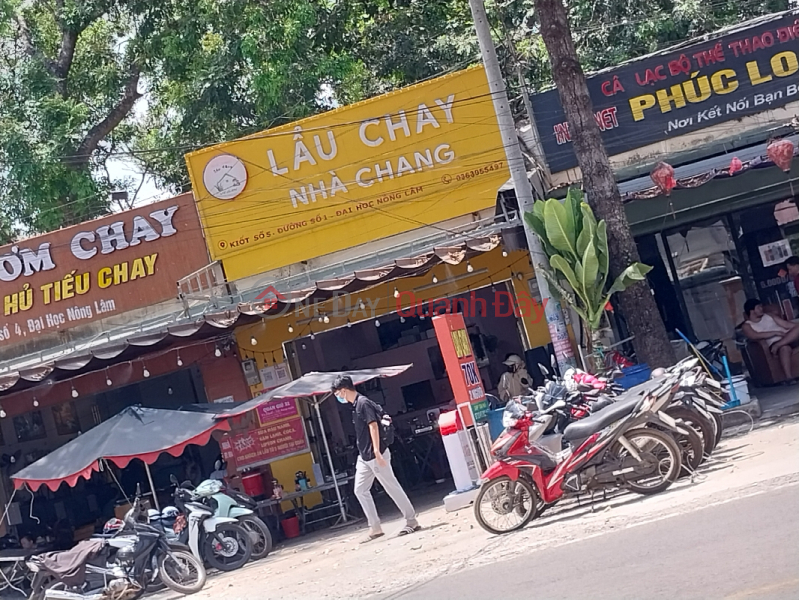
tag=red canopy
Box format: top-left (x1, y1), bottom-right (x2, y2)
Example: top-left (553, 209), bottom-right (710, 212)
top-left (12, 406), bottom-right (230, 491)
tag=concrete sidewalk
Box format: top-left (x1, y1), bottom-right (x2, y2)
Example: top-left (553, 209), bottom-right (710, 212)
top-left (755, 384), bottom-right (799, 418)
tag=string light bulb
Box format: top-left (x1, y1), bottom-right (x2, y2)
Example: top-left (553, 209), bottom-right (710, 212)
top-left (375, 319), bottom-right (381, 327)
top-left (466, 261), bottom-right (474, 273)
top-left (0, 407), bottom-right (6, 419)
top-left (106, 375), bottom-right (113, 386)
top-left (143, 366), bottom-right (150, 378)
top-left (33, 397), bottom-right (39, 407)
top-left (71, 386), bottom-right (79, 398)
top-left (432, 274), bottom-right (438, 284)
top-left (310, 332), bottom-right (316, 340)
top-left (323, 315), bottom-right (330, 324)
top-left (393, 287), bottom-right (400, 299)
top-left (288, 324), bottom-right (294, 333)
top-left (359, 300), bottom-right (366, 310)
top-left (215, 347), bottom-right (222, 357)
top-left (346, 319), bottom-right (352, 328)
top-left (502, 249), bottom-right (508, 257)
top-left (250, 336), bottom-right (258, 346)
top-left (400, 316), bottom-right (406, 324)
top-left (177, 354), bottom-right (183, 367)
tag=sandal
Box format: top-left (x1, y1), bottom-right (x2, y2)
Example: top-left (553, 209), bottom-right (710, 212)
top-left (397, 525), bottom-right (421, 536)
top-left (360, 532), bottom-right (384, 544)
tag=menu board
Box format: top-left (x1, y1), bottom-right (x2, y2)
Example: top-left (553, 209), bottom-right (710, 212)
top-left (220, 415), bottom-right (308, 468)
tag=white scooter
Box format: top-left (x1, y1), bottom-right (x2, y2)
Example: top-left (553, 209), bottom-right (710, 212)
top-left (169, 475), bottom-right (253, 572)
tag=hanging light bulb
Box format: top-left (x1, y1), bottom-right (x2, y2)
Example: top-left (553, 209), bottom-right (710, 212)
top-left (310, 332), bottom-right (316, 340)
top-left (466, 261), bottom-right (474, 273)
top-left (215, 347), bottom-right (222, 357)
top-left (359, 300), bottom-right (366, 310)
top-left (400, 316), bottom-right (406, 324)
top-left (301, 343), bottom-right (307, 350)
top-left (106, 375), bottom-right (113, 386)
top-left (177, 354), bottom-right (183, 367)
top-left (33, 397), bottom-right (39, 407)
top-left (143, 366), bottom-right (150, 378)
top-left (502, 249), bottom-right (508, 258)
top-left (432, 274), bottom-right (438, 284)
top-left (250, 336), bottom-right (258, 346)
top-left (375, 319), bottom-right (381, 327)
top-left (318, 316), bottom-right (324, 323)
top-left (393, 287), bottom-right (400, 299)
top-left (323, 315), bottom-right (330, 324)
top-left (346, 319), bottom-right (352, 328)
top-left (71, 386), bottom-right (79, 398)
top-left (0, 407), bottom-right (6, 419)
top-left (288, 324), bottom-right (294, 334)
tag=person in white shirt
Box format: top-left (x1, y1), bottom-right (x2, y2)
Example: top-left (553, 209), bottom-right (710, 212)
top-left (742, 299), bottom-right (799, 383)
top-left (497, 354), bottom-right (533, 402)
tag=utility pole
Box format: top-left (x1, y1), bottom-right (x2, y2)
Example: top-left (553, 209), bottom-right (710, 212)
top-left (468, 0), bottom-right (577, 374)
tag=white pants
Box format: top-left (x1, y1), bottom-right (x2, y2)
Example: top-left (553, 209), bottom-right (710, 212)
top-left (354, 449), bottom-right (417, 532)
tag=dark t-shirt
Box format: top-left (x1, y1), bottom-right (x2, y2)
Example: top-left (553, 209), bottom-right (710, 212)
top-left (353, 394), bottom-right (385, 462)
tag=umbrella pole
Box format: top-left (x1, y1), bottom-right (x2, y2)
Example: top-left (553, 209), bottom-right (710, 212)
top-left (143, 462), bottom-right (161, 512)
top-left (314, 396), bottom-right (347, 523)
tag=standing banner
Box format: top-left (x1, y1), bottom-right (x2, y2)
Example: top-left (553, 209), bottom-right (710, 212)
top-left (432, 313), bottom-right (488, 428)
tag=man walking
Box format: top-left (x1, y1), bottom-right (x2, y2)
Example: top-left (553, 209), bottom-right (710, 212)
top-left (331, 375), bottom-right (420, 541)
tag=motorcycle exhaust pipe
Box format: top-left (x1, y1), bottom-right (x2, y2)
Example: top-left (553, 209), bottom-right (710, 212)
top-left (45, 590), bottom-right (106, 600)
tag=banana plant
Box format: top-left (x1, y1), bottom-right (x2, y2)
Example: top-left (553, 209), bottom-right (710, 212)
top-left (524, 188), bottom-right (652, 365)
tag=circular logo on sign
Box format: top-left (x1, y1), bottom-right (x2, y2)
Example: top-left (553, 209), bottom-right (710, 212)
top-left (203, 154), bottom-right (248, 200)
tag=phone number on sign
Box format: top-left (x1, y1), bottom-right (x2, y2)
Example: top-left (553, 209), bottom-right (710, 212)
top-left (455, 161), bottom-right (504, 182)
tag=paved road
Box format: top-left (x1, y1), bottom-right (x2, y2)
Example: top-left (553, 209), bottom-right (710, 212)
top-left (385, 483), bottom-right (799, 600)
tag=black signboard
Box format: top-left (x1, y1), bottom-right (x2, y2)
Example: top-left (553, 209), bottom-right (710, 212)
top-left (531, 11), bottom-right (799, 173)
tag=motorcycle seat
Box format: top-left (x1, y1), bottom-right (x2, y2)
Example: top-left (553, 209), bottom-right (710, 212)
top-left (562, 395), bottom-right (642, 442)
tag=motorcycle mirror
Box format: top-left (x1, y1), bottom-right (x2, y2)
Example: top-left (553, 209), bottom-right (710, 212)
top-left (548, 399), bottom-right (567, 412)
top-left (538, 363), bottom-right (550, 377)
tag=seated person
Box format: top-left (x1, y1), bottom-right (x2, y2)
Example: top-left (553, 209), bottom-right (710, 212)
top-left (741, 299), bottom-right (799, 383)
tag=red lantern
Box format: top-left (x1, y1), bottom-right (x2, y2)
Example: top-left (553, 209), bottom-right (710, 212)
top-left (650, 162), bottom-right (676, 196)
top-left (729, 157), bottom-right (742, 175)
top-left (766, 139), bottom-right (795, 173)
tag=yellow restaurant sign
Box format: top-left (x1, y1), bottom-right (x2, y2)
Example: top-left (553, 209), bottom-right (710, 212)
top-left (185, 66), bottom-right (508, 281)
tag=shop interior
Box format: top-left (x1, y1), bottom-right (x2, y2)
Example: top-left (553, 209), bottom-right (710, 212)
top-left (0, 368), bottom-right (222, 548)
top-left (651, 194), bottom-right (799, 373)
top-left (282, 283), bottom-right (530, 496)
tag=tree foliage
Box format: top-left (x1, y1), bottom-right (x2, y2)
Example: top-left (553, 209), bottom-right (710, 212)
top-left (0, 0), bottom-right (790, 241)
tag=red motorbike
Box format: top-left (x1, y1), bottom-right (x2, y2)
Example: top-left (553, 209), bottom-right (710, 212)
top-left (474, 376), bottom-right (685, 535)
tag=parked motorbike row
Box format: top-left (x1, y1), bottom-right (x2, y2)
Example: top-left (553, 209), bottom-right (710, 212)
top-left (26, 478), bottom-right (273, 599)
top-left (474, 357), bottom-right (727, 535)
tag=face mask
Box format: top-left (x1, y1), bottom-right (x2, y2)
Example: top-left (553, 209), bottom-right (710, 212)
top-left (335, 393), bottom-right (348, 404)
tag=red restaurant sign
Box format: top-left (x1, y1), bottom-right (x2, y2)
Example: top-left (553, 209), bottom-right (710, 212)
top-left (220, 415), bottom-right (308, 468)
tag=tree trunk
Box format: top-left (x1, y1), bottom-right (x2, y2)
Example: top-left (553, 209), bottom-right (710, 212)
top-left (533, 0), bottom-right (675, 368)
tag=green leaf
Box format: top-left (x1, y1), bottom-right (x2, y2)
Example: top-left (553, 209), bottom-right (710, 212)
top-left (550, 254), bottom-right (580, 293)
top-left (566, 188), bottom-right (584, 234)
top-left (607, 262), bottom-right (654, 296)
top-left (579, 238), bottom-right (599, 298)
top-left (576, 202), bottom-right (596, 257)
top-left (596, 220), bottom-right (610, 288)
top-left (524, 209), bottom-right (558, 258)
top-left (543, 198), bottom-right (578, 257)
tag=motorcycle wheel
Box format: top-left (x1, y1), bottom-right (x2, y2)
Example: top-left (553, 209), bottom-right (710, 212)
top-left (158, 550), bottom-right (207, 595)
top-left (204, 523), bottom-right (252, 571)
top-left (672, 424), bottom-right (704, 477)
top-left (474, 475), bottom-right (539, 535)
top-left (667, 406), bottom-right (716, 456)
top-left (239, 515), bottom-right (273, 560)
top-left (614, 428), bottom-right (682, 495)
top-left (712, 411), bottom-right (724, 447)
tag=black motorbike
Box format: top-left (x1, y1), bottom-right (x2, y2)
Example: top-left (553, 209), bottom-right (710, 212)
top-left (27, 495), bottom-right (206, 600)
